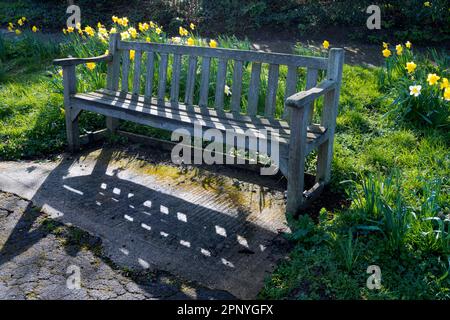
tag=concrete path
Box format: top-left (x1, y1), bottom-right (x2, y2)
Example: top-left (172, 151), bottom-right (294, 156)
top-left (0, 146), bottom-right (290, 299)
top-left (0, 192), bottom-right (234, 300)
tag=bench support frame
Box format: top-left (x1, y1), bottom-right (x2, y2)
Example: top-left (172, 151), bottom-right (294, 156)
top-left (285, 48), bottom-right (344, 214)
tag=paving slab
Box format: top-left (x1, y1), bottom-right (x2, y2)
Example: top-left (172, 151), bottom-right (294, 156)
top-left (0, 146), bottom-right (290, 299)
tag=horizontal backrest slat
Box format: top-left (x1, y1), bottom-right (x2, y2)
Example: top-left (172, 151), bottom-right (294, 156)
top-left (118, 41), bottom-right (328, 69)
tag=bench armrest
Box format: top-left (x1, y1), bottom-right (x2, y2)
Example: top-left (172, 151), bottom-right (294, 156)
top-left (53, 54), bottom-right (112, 67)
top-left (285, 80), bottom-right (336, 109)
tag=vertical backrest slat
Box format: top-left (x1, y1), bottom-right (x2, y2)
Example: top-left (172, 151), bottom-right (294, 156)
top-left (282, 65), bottom-right (297, 120)
top-left (170, 54), bottom-right (182, 106)
top-left (305, 67), bottom-right (319, 123)
top-left (121, 50), bottom-right (130, 92)
top-left (132, 50), bottom-right (142, 95)
top-left (145, 51), bottom-right (154, 98)
top-left (247, 62), bottom-right (261, 116)
top-left (231, 60), bottom-right (243, 114)
top-left (214, 58), bottom-right (228, 110)
top-left (199, 56), bottom-right (211, 108)
top-left (157, 53), bottom-right (168, 102)
top-left (106, 33), bottom-right (120, 91)
top-left (185, 56), bottom-right (198, 105)
top-left (264, 64), bottom-right (279, 118)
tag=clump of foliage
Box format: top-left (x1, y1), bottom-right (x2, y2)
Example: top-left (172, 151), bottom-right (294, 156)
top-left (378, 43), bottom-right (449, 128)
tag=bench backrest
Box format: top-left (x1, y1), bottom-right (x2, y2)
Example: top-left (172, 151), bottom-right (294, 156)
top-left (106, 33), bottom-right (332, 120)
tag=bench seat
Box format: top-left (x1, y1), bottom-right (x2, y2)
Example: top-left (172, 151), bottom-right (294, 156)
top-left (71, 89), bottom-right (329, 162)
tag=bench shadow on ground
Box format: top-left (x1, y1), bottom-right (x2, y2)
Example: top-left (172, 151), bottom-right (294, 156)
top-left (0, 146), bottom-right (292, 299)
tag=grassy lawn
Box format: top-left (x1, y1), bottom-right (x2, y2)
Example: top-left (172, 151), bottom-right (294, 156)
top-left (0, 19), bottom-right (449, 299)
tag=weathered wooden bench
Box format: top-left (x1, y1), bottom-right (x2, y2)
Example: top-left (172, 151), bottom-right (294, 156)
top-left (54, 33), bottom-right (344, 214)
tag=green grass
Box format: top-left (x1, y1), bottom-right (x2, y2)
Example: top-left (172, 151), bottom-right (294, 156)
top-left (0, 29), bottom-right (449, 300)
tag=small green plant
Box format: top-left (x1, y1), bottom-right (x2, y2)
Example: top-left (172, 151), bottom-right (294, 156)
top-left (332, 229), bottom-right (359, 272)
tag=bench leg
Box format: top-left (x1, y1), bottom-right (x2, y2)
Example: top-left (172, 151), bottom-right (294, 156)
top-left (62, 65), bottom-right (80, 153)
top-left (65, 108), bottom-right (80, 152)
top-left (286, 105), bottom-right (310, 214)
top-left (316, 139), bottom-right (332, 184)
top-left (106, 117), bottom-right (119, 133)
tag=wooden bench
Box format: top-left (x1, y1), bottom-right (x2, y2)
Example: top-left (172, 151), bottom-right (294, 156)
top-left (53, 33), bottom-right (344, 214)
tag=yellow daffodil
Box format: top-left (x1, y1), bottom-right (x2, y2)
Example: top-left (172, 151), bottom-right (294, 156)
top-left (155, 27), bottom-right (162, 35)
top-left (58, 69), bottom-right (63, 77)
top-left (150, 21), bottom-right (155, 28)
top-left (405, 41), bottom-right (412, 49)
top-left (78, 28), bottom-right (83, 35)
top-left (409, 85), bottom-right (422, 97)
top-left (146, 37), bottom-right (151, 43)
top-left (15, 29), bottom-right (21, 35)
top-left (110, 27), bottom-right (117, 34)
top-left (382, 48), bottom-right (391, 58)
top-left (120, 31), bottom-right (130, 40)
top-left (18, 18), bottom-right (24, 26)
top-left (179, 26), bottom-right (188, 36)
top-left (86, 62), bottom-right (96, 70)
top-left (112, 16), bottom-right (118, 23)
top-left (209, 39), bottom-right (218, 48)
top-left (139, 22), bottom-right (149, 32)
top-left (22, 17), bottom-right (26, 22)
top-left (171, 37), bottom-right (181, 44)
top-left (405, 62), bottom-right (417, 74)
top-left (7, 25), bottom-right (13, 32)
top-left (62, 28), bottom-right (67, 34)
top-left (84, 26), bottom-right (95, 37)
top-left (105, 50), bottom-right (109, 55)
top-left (117, 17), bottom-right (129, 27)
top-left (8, 22), bottom-right (14, 28)
top-left (67, 26), bottom-right (74, 33)
top-left (396, 44), bottom-right (403, 55)
top-left (76, 22), bottom-right (81, 30)
top-left (424, 1), bottom-right (431, 7)
top-left (128, 27), bottom-right (138, 38)
top-left (440, 78), bottom-right (449, 90)
top-left (224, 85), bottom-right (232, 96)
top-left (444, 87), bottom-right (450, 101)
top-left (322, 40), bottom-right (330, 49)
top-left (382, 42), bottom-right (388, 49)
top-left (187, 37), bottom-right (195, 46)
top-left (427, 73), bottom-right (440, 86)
top-left (130, 50), bottom-right (135, 61)
top-left (190, 23), bottom-right (195, 30)
top-left (32, 26), bottom-right (38, 32)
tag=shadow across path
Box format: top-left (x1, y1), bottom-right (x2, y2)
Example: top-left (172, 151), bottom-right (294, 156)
top-left (0, 147), bottom-right (289, 299)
